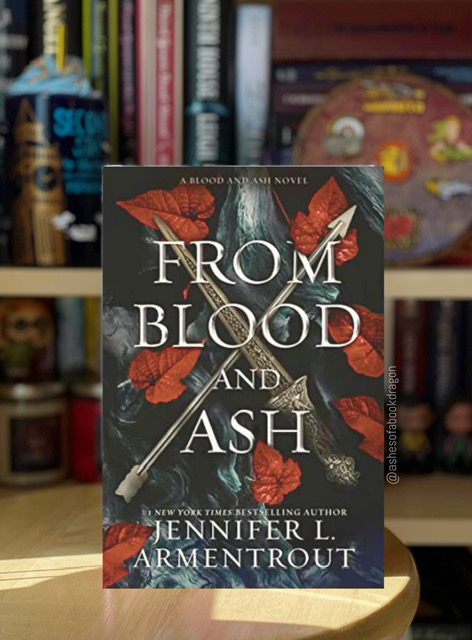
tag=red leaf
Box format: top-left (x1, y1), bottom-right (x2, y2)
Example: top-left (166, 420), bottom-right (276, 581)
top-left (103, 523), bottom-right (153, 588)
top-left (334, 228), bottom-right (359, 265)
top-left (332, 395), bottom-right (384, 462)
top-left (129, 345), bottom-right (203, 404)
top-left (290, 177), bottom-right (358, 265)
top-left (117, 183), bottom-right (215, 243)
top-left (328, 304), bottom-right (384, 378)
top-left (252, 441), bottom-right (302, 505)
top-left (183, 282), bottom-right (192, 300)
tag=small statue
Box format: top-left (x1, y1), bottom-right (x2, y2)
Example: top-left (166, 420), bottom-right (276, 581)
top-left (441, 398), bottom-right (472, 474)
top-left (397, 396), bottom-right (435, 474)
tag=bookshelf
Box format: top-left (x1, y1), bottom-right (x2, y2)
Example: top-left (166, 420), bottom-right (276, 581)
top-left (2, 267), bottom-right (471, 300)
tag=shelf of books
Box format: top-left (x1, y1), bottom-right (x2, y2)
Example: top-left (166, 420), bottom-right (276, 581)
top-left (385, 474), bottom-right (472, 546)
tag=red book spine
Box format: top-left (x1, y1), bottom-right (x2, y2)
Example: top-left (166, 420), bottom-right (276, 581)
top-left (154, 0), bottom-right (183, 165)
top-left (394, 300), bottom-right (428, 397)
top-left (273, 1), bottom-right (472, 61)
top-left (136, 0), bottom-right (148, 164)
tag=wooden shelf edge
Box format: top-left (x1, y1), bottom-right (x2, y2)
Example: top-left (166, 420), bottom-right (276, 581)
top-left (385, 268), bottom-right (472, 299)
top-left (0, 267), bottom-right (102, 297)
top-left (385, 517), bottom-right (472, 546)
top-left (1, 266), bottom-right (471, 298)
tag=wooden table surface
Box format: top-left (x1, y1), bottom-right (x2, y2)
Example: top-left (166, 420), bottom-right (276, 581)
top-left (0, 483), bottom-right (419, 640)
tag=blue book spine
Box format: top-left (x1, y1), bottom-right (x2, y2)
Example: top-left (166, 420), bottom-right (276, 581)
top-left (235, 4), bottom-right (271, 165)
top-left (184, 0), bottom-right (233, 165)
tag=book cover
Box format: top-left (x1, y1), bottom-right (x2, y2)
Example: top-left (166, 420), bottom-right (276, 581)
top-left (102, 165), bottom-right (384, 589)
top-left (184, 0), bottom-right (233, 165)
top-left (235, 4), bottom-right (272, 165)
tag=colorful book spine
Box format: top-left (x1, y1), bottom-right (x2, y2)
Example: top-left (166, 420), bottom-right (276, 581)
top-left (107, 0), bottom-right (120, 162)
top-left (394, 300), bottom-right (428, 398)
top-left (184, 0), bottom-right (233, 165)
top-left (118, 0), bottom-right (137, 164)
top-left (428, 301), bottom-right (464, 408)
top-left (82, 0), bottom-right (108, 96)
top-left (235, 4), bottom-right (271, 165)
top-left (135, 0), bottom-right (150, 163)
top-left (272, 1), bottom-right (472, 61)
top-left (155, 0), bottom-right (183, 164)
top-left (29, 0), bottom-right (82, 60)
top-left (136, 0), bottom-right (183, 165)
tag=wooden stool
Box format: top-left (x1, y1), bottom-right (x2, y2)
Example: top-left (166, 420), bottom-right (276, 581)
top-left (0, 484), bottom-right (419, 640)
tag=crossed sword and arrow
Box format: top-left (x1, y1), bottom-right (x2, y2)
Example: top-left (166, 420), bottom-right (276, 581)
top-left (116, 205), bottom-right (360, 502)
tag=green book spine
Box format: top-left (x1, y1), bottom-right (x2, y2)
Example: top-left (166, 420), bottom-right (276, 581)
top-left (82, 0), bottom-right (92, 78)
top-left (108, 0), bottom-right (120, 162)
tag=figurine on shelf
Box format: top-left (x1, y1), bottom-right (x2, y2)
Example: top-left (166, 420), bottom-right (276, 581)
top-left (397, 396), bottom-right (435, 474)
top-left (0, 298), bottom-right (55, 382)
top-left (440, 397), bottom-right (472, 474)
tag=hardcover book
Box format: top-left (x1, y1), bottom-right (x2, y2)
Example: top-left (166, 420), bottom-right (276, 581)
top-left (102, 166), bottom-right (384, 589)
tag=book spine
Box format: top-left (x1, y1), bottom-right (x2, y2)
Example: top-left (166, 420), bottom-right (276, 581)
top-left (0, 0), bottom-right (29, 264)
top-left (108, 0), bottom-right (119, 162)
top-left (273, 1), bottom-right (472, 61)
top-left (135, 0), bottom-right (154, 164)
top-left (154, 0), bottom-right (183, 165)
top-left (184, 0), bottom-right (233, 165)
top-left (56, 298), bottom-right (85, 377)
top-left (28, 0), bottom-right (82, 60)
top-left (394, 300), bottom-right (428, 397)
top-left (87, 0), bottom-right (108, 96)
top-left (235, 4), bottom-right (271, 165)
top-left (85, 297), bottom-right (101, 376)
top-left (118, 0), bottom-right (137, 164)
top-left (82, 0), bottom-right (92, 78)
top-left (465, 303), bottom-right (472, 397)
top-left (428, 301), bottom-right (464, 408)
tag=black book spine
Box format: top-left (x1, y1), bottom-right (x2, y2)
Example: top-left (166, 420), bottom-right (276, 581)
top-left (184, 0), bottom-right (233, 165)
top-left (28, 0), bottom-right (82, 60)
top-left (118, 0), bottom-right (137, 164)
top-left (0, 0), bottom-right (29, 265)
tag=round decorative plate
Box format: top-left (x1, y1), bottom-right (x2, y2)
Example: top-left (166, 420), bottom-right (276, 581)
top-left (293, 73), bottom-right (472, 266)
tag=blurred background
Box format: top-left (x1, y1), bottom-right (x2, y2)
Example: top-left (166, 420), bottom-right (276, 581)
top-left (0, 0), bottom-right (471, 637)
